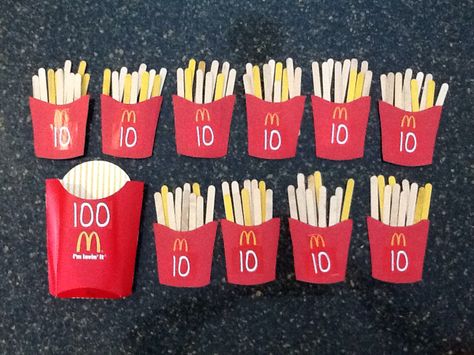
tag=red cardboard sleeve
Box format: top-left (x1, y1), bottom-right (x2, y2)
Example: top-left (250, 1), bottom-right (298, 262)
top-left (172, 95), bottom-right (235, 158)
top-left (221, 218), bottom-right (280, 285)
top-left (29, 96), bottom-right (89, 159)
top-left (246, 95), bottom-right (305, 159)
top-left (367, 217), bottom-right (430, 283)
top-left (379, 101), bottom-right (442, 166)
top-left (289, 218), bottom-right (353, 284)
top-left (101, 94), bottom-right (163, 158)
top-left (153, 222), bottom-right (218, 287)
top-left (46, 179), bottom-right (144, 298)
top-left (311, 96), bottom-right (371, 160)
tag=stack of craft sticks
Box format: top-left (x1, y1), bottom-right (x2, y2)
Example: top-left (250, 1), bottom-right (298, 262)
top-left (176, 59), bottom-right (236, 103)
top-left (221, 180), bottom-right (273, 226)
top-left (102, 64), bottom-right (167, 103)
top-left (312, 58), bottom-right (372, 102)
top-left (32, 60), bottom-right (90, 103)
top-left (243, 58), bottom-right (302, 101)
top-left (154, 183), bottom-right (215, 231)
top-left (370, 175), bottom-right (432, 226)
top-left (288, 172), bottom-right (354, 227)
top-left (380, 69), bottom-right (449, 110)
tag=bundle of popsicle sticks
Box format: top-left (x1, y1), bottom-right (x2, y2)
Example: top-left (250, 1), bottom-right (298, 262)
top-left (154, 183), bottom-right (216, 231)
top-left (102, 64), bottom-right (167, 103)
top-left (370, 175), bottom-right (432, 226)
top-left (380, 69), bottom-right (449, 110)
top-left (221, 180), bottom-right (273, 226)
top-left (288, 172), bottom-right (354, 227)
top-left (312, 58), bottom-right (372, 102)
top-left (176, 59), bottom-right (236, 103)
top-left (32, 60), bottom-right (90, 104)
top-left (243, 58), bottom-right (302, 101)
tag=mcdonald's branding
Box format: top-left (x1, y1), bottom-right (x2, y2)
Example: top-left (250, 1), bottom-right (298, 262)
top-left (401, 115), bottom-right (416, 129)
top-left (332, 107), bottom-right (348, 121)
top-left (264, 113), bottom-right (280, 126)
top-left (121, 110), bottom-right (137, 123)
top-left (239, 231), bottom-right (257, 246)
top-left (76, 231), bottom-right (101, 253)
top-left (390, 233), bottom-right (407, 247)
top-left (309, 234), bottom-right (326, 249)
top-left (173, 238), bottom-right (189, 252)
top-left (195, 108), bottom-right (211, 122)
top-left (54, 109), bottom-right (70, 125)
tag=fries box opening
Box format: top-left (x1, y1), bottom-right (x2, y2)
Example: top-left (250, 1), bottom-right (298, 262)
top-left (153, 221), bottom-right (217, 287)
top-left (311, 96), bottom-right (371, 160)
top-left (172, 95), bottom-right (235, 158)
top-left (101, 94), bottom-right (163, 159)
top-left (245, 94), bottom-right (305, 159)
top-left (46, 161), bottom-right (144, 298)
top-left (220, 218), bottom-right (280, 285)
top-left (289, 218), bottom-right (353, 284)
top-left (379, 101), bottom-right (443, 166)
top-left (29, 95), bottom-right (90, 159)
top-left (367, 217), bottom-right (430, 284)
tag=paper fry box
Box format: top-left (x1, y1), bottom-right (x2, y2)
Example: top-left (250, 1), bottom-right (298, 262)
top-left (221, 218), bottom-right (280, 285)
top-left (289, 218), bottom-right (353, 284)
top-left (46, 179), bottom-right (144, 298)
top-left (172, 95), bottom-right (235, 158)
top-left (29, 95), bottom-right (89, 159)
top-left (311, 96), bottom-right (371, 160)
top-left (246, 95), bottom-right (305, 159)
top-left (101, 94), bottom-right (163, 158)
top-left (379, 101), bottom-right (443, 166)
top-left (153, 222), bottom-right (218, 288)
top-left (367, 217), bottom-right (430, 283)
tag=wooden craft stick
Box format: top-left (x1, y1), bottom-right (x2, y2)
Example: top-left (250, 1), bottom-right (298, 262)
top-left (341, 178), bottom-right (354, 221)
top-left (222, 181), bottom-right (234, 222)
top-left (436, 83), bottom-right (449, 106)
top-left (421, 183), bottom-right (432, 220)
top-left (341, 59), bottom-right (351, 101)
top-left (386, 72), bottom-right (395, 106)
top-left (194, 69), bottom-right (204, 104)
top-left (390, 184), bottom-right (401, 226)
top-left (382, 184), bottom-right (392, 225)
top-left (154, 192), bottom-right (165, 225)
top-left (362, 70), bottom-right (373, 97)
top-left (293, 67), bottom-right (302, 97)
top-left (184, 67), bottom-right (193, 101)
top-left (380, 74), bottom-right (387, 102)
top-left (181, 183), bottom-right (191, 231)
top-left (231, 181), bottom-right (244, 225)
top-left (198, 61), bottom-right (206, 73)
top-left (327, 58), bottom-right (334, 94)
top-left (307, 175), bottom-right (317, 225)
top-left (360, 60), bottom-right (368, 74)
top-left (263, 63), bottom-right (272, 102)
top-left (77, 60), bottom-right (87, 76)
top-left (328, 195), bottom-right (338, 226)
top-left (335, 187), bottom-right (343, 224)
top-left (312, 61), bottom-right (321, 97)
top-left (370, 175), bottom-right (379, 220)
top-left (47, 69), bottom-right (56, 104)
top-left (334, 61), bottom-right (342, 103)
top-left (38, 68), bottom-right (48, 102)
top-left (161, 185), bottom-right (169, 227)
top-left (192, 182), bottom-right (201, 196)
top-left (410, 79), bottom-right (419, 112)
top-left (221, 61), bottom-right (230, 92)
top-left (243, 73), bottom-right (253, 96)
top-left (244, 179), bottom-right (253, 220)
top-left (274, 62), bottom-right (283, 102)
top-left (346, 59), bottom-right (358, 102)
top-left (66, 73), bottom-right (76, 103)
top-left (252, 180), bottom-right (262, 225)
top-left (158, 68), bottom-right (167, 95)
top-left (420, 73), bottom-right (433, 110)
top-left (111, 71), bottom-right (120, 101)
top-left (252, 65), bottom-right (262, 99)
top-left (377, 175), bottom-right (385, 217)
top-left (196, 195), bottom-right (204, 228)
top-left (204, 72), bottom-right (214, 103)
top-left (314, 171), bottom-right (322, 204)
top-left (177, 68), bottom-right (185, 98)
top-left (147, 69), bottom-right (156, 99)
top-left (241, 187), bottom-right (252, 226)
top-left (73, 73), bottom-right (82, 101)
top-left (214, 73), bottom-right (225, 101)
top-left (225, 68), bottom-right (237, 96)
top-left (354, 72), bottom-right (365, 99)
top-left (174, 187), bottom-right (183, 232)
top-left (388, 176), bottom-right (396, 186)
top-left (402, 179), bottom-right (410, 193)
top-left (152, 74), bottom-right (161, 97)
top-left (281, 68), bottom-right (289, 101)
top-left (139, 71), bottom-right (149, 102)
top-left (268, 59), bottom-right (275, 87)
top-left (322, 61), bottom-right (331, 101)
top-left (288, 185), bottom-right (298, 220)
top-left (286, 58), bottom-right (295, 99)
top-left (306, 188), bottom-right (317, 226)
top-left (210, 60), bottom-right (220, 94)
top-left (318, 186), bottom-right (327, 227)
top-left (414, 186), bottom-right (425, 223)
top-left (265, 189), bottom-right (273, 221)
top-left (397, 189), bottom-right (408, 227)
top-left (205, 185), bottom-right (216, 224)
top-left (123, 73), bottom-right (132, 104)
top-left (189, 193), bottom-right (197, 231)
top-left (32, 75), bottom-right (40, 99)
top-left (187, 59), bottom-right (196, 89)
top-left (259, 181), bottom-right (266, 222)
top-left (415, 72), bottom-right (424, 97)
top-left (245, 63), bottom-right (254, 92)
top-left (81, 73), bottom-right (90, 96)
top-left (138, 64), bottom-right (147, 89)
top-left (394, 72), bottom-right (404, 109)
top-left (63, 60), bottom-right (72, 93)
top-left (167, 192), bottom-right (176, 231)
top-left (403, 68), bottom-right (413, 112)
top-left (116, 67), bottom-right (126, 102)
top-left (426, 80), bottom-right (435, 108)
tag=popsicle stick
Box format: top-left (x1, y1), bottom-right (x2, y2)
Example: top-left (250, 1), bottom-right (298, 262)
top-left (222, 181), bottom-right (234, 222)
top-left (123, 73), bottom-right (132, 104)
top-left (420, 73), bottom-right (433, 110)
top-left (139, 71), bottom-right (149, 102)
top-left (327, 58), bottom-right (334, 93)
top-left (243, 73), bottom-right (253, 95)
top-left (334, 61), bottom-right (342, 103)
top-left (192, 182), bottom-right (200, 196)
top-left (265, 189), bottom-right (273, 221)
top-left (394, 72), bottom-right (404, 109)
top-left (147, 69), bottom-right (156, 99)
top-left (293, 67), bottom-right (302, 97)
top-left (334, 187), bottom-right (343, 224)
top-left (231, 181), bottom-right (244, 225)
top-left (81, 73), bottom-right (90, 97)
top-left (328, 195), bottom-right (338, 227)
top-left (397, 189), bottom-right (408, 227)
top-left (161, 185), bottom-right (169, 227)
top-left (406, 183), bottom-right (418, 226)
top-left (410, 79), bottom-right (419, 112)
top-left (386, 72), bottom-right (395, 106)
top-left (187, 59), bottom-right (196, 94)
top-left (307, 174), bottom-right (316, 217)
top-left (63, 60), bottom-right (71, 94)
top-left (32, 75), bottom-right (40, 99)
top-left (73, 73), bottom-right (82, 101)
top-left (210, 60), bottom-right (220, 94)
top-left (167, 192), bottom-right (176, 231)
top-left (194, 69), bottom-right (204, 104)
top-left (388, 176), bottom-right (396, 186)
top-left (77, 60), bottom-right (87, 76)
top-left (382, 184), bottom-right (392, 225)
top-left (225, 68), bottom-right (237, 96)
top-left (241, 187), bottom-right (252, 226)
top-left (198, 61), bottom-right (206, 73)
top-left (322, 61), bottom-right (331, 101)
top-left (362, 70), bottom-right (372, 97)
top-left (205, 185), bottom-right (216, 224)
top-left (314, 171), bottom-right (322, 204)
top-left (415, 72), bottom-right (424, 97)
top-left (281, 68), bottom-right (289, 102)
top-left (119, 67), bottom-right (128, 102)
top-left (252, 180), bottom-right (262, 225)
top-left (306, 188), bottom-right (317, 226)
top-left (189, 193), bottom-right (197, 231)
top-left (435, 83), bottom-right (449, 106)
top-left (137, 63), bottom-right (147, 92)
top-left (244, 179), bottom-right (253, 220)
top-left (312, 61), bottom-right (321, 97)
top-left (402, 179), bottom-right (410, 193)
top-left (286, 58), bottom-right (295, 99)
top-left (177, 68), bottom-right (185, 98)
top-left (273, 62), bottom-right (283, 102)
top-left (426, 80), bottom-right (435, 108)
top-left (296, 174), bottom-right (306, 223)
top-left (184, 67), bottom-right (193, 101)
top-left (414, 186), bottom-right (425, 223)
top-left (175, 187), bottom-right (183, 232)
top-left (252, 65), bottom-right (262, 99)
top-left (259, 181), bottom-right (266, 222)
top-left (370, 175), bottom-right (379, 220)
top-left (158, 68), bottom-right (167, 95)
top-left (38, 68), bottom-right (48, 102)
top-left (318, 186), bottom-right (327, 227)
top-left (47, 69), bottom-right (56, 104)
top-left (341, 59), bottom-right (351, 101)
top-left (421, 183), bottom-right (432, 220)
top-left (346, 59), bottom-right (358, 102)
top-left (288, 185), bottom-right (298, 220)
top-left (181, 183), bottom-right (191, 231)
top-left (263, 63), bottom-right (272, 102)
top-left (268, 59), bottom-right (275, 86)
top-left (403, 68), bottom-right (413, 112)
top-left (204, 72), bottom-right (214, 103)
top-left (354, 72), bottom-right (365, 100)
top-left (377, 175), bottom-right (385, 217)
top-left (196, 195), bottom-right (204, 228)
top-left (151, 74), bottom-right (161, 97)
top-left (214, 73), bottom-right (225, 101)
top-left (341, 178), bottom-right (354, 221)
top-left (380, 74), bottom-right (387, 102)
top-left (111, 71), bottom-right (120, 101)
top-left (66, 73), bottom-right (76, 104)
top-left (390, 184), bottom-right (401, 226)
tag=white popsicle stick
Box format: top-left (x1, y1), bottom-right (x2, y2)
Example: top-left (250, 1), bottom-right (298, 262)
top-left (293, 67), bottom-right (302, 97)
top-left (158, 68), bottom-right (167, 95)
top-left (286, 58), bottom-right (295, 99)
top-left (265, 189), bottom-right (273, 221)
top-left (63, 60), bottom-right (71, 98)
top-left (318, 186), bottom-right (327, 227)
top-left (263, 64), bottom-right (272, 101)
top-left (205, 185), bottom-right (216, 224)
top-left (251, 179), bottom-right (262, 225)
top-left (65, 73), bottom-right (75, 104)
top-left (32, 75), bottom-right (40, 99)
top-left (362, 70), bottom-right (373, 97)
top-left (181, 183), bottom-right (191, 231)
top-left (210, 60), bottom-right (220, 94)
top-left (112, 71), bottom-right (120, 101)
top-left (196, 195), bottom-right (204, 228)
top-left (189, 193), bottom-right (197, 231)
top-left (386, 72), bottom-right (395, 106)
top-left (380, 74), bottom-right (387, 102)
top-left (306, 188), bottom-right (317, 226)
top-left (322, 61), bottom-right (331, 101)
top-left (335, 187), bottom-right (343, 224)
top-left (288, 185), bottom-right (298, 220)
top-left (327, 58), bottom-right (334, 96)
top-left (390, 184), bottom-right (401, 226)
top-left (231, 181), bottom-right (244, 225)
top-left (195, 69), bottom-right (204, 104)
top-left (420, 73), bottom-right (433, 110)
top-left (221, 61), bottom-right (230, 94)
top-left (406, 183), bottom-right (418, 226)
top-left (394, 72), bottom-right (404, 109)
top-left (296, 185), bottom-right (307, 224)
top-left (382, 185), bottom-right (392, 225)
top-left (177, 68), bottom-right (185, 98)
top-left (397, 189), bottom-right (409, 227)
top-left (334, 61), bottom-right (342, 103)
top-left (225, 68), bottom-right (237, 96)
top-left (154, 192), bottom-right (165, 225)
top-left (119, 67), bottom-right (128, 102)
top-left (243, 73), bottom-right (253, 95)
top-left (312, 61), bottom-right (321, 97)
top-left (328, 195), bottom-right (338, 226)
top-left (403, 68), bottom-right (413, 111)
top-left (74, 73), bottom-right (82, 101)
top-left (245, 63), bottom-right (254, 93)
top-left (268, 60), bottom-right (275, 88)
top-left (175, 187), bottom-right (183, 232)
top-left (415, 72), bottom-right (424, 98)
top-left (167, 192), bottom-right (177, 231)
top-left (55, 69), bottom-right (64, 105)
top-left (360, 60), bottom-right (368, 74)
top-left (402, 179), bottom-right (410, 193)
top-left (130, 71), bottom-right (139, 104)
top-left (204, 71), bottom-right (214, 103)
top-left (436, 83), bottom-right (449, 106)
top-left (38, 68), bottom-right (48, 102)
top-left (244, 179), bottom-right (253, 221)
top-left (370, 175), bottom-right (379, 220)
top-left (341, 59), bottom-right (351, 101)
top-left (147, 69), bottom-right (156, 99)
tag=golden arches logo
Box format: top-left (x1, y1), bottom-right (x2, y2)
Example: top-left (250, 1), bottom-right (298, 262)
top-left (195, 108), bottom-right (211, 122)
top-left (401, 115), bottom-right (416, 129)
top-left (309, 234), bottom-right (326, 249)
top-left (390, 233), bottom-right (407, 247)
top-left (121, 110), bottom-right (137, 123)
top-left (332, 107), bottom-right (348, 121)
top-left (173, 238), bottom-right (189, 252)
top-left (76, 231), bottom-right (101, 253)
top-left (264, 113), bottom-right (280, 126)
top-left (239, 231), bottom-right (257, 246)
top-left (54, 109), bottom-right (70, 125)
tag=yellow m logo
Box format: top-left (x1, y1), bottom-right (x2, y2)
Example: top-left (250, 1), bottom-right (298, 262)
top-left (54, 109), bottom-right (70, 126)
top-left (239, 231), bottom-right (257, 246)
top-left (76, 231), bottom-right (101, 253)
top-left (173, 238), bottom-right (189, 252)
top-left (332, 107), bottom-right (348, 121)
top-left (264, 113), bottom-right (280, 126)
top-left (121, 110), bottom-right (137, 123)
top-left (390, 233), bottom-right (407, 247)
top-left (195, 108), bottom-right (211, 122)
top-left (401, 115), bottom-right (416, 129)
top-left (309, 234), bottom-right (326, 249)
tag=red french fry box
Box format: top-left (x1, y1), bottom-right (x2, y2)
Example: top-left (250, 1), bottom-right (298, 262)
top-left (311, 96), bottom-right (371, 160)
top-left (289, 218), bottom-right (353, 284)
top-left (172, 95), bottom-right (235, 158)
top-left (221, 218), bottom-right (280, 285)
top-left (45, 179), bottom-right (144, 298)
top-left (29, 95), bottom-right (90, 159)
top-left (379, 101), bottom-right (443, 166)
top-left (153, 221), bottom-right (218, 288)
top-left (101, 94), bottom-right (163, 158)
top-left (246, 94), bottom-right (305, 159)
top-left (367, 217), bottom-right (430, 283)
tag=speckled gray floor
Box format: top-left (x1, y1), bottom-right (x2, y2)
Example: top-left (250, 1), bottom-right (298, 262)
top-left (0, 0), bottom-right (473, 353)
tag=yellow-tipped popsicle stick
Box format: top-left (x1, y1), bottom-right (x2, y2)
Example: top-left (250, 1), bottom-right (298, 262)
top-left (192, 183), bottom-right (201, 196)
top-left (281, 68), bottom-right (289, 102)
top-left (123, 73), bottom-right (132, 104)
top-left (377, 175), bottom-right (385, 216)
top-left (139, 71), bottom-right (149, 102)
top-left (341, 178), bottom-right (355, 221)
top-left (252, 65), bottom-right (262, 99)
top-left (346, 69), bottom-right (357, 102)
top-left (314, 171), bottom-right (322, 203)
top-left (421, 183), bottom-right (432, 220)
top-left (354, 72), bottom-right (365, 99)
top-left (102, 68), bottom-right (111, 95)
top-left (77, 60), bottom-right (87, 76)
top-left (188, 59), bottom-right (196, 85)
top-left (259, 181), bottom-right (266, 222)
top-left (411, 79), bottom-right (420, 112)
top-left (47, 69), bottom-right (56, 104)
top-left (151, 74), bottom-right (161, 97)
top-left (198, 60), bottom-right (206, 73)
top-left (214, 73), bottom-right (225, 101)
top-left (81, 73), bottom-right (90, 96)
top-left (161, 185), bottom-right (169, 227)
top-left (414, 186), bottom-right (425, 223)
top-left (388, 176), bottom-right (396, 186)
top-left (426, 80), bottom-right (435, 108)
top-left (185, 67), bottom-right (193, 101)
top-left (241, 188), bottom-right (252, 226)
